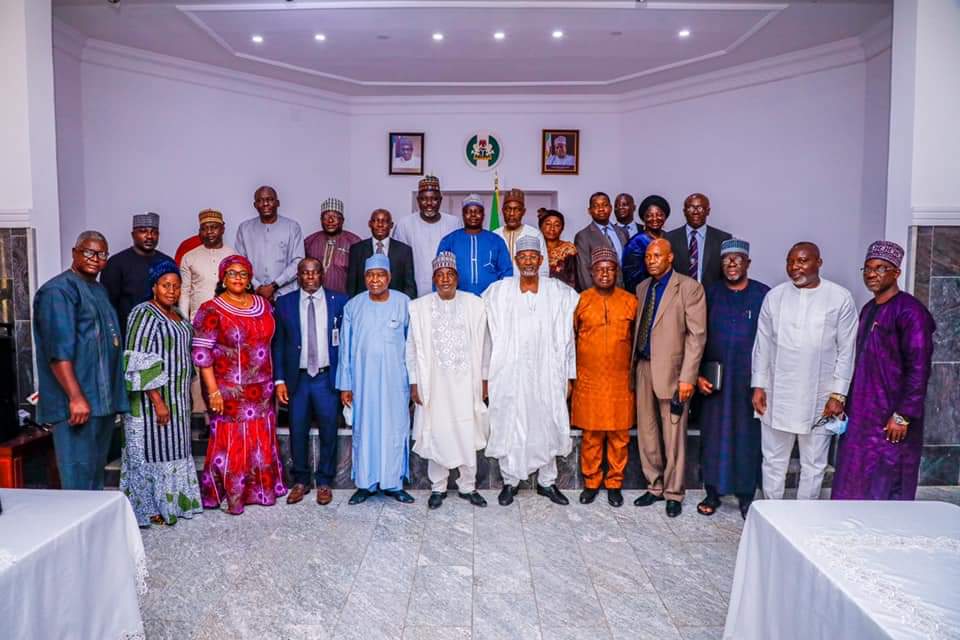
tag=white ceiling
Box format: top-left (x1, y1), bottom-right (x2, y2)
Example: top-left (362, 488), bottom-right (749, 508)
top-left (52, 0), bottom-right (892, 96)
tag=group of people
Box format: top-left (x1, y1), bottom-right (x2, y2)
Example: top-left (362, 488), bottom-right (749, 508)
top-left (31, 173), bottom-right (936, 527)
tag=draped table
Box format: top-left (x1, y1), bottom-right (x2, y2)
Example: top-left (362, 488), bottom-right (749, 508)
top-left (724, 500), bottom-right (960, 640)
top-left (0, 489), bottom-right (146, 639)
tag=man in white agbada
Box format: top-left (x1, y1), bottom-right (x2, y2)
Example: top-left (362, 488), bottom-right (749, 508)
top-left (483, 235), bottom-right (579, 507)
top-left (751, 242), bottom-right (857, 500)
top-left (407, 251), bottom-right (490, 510)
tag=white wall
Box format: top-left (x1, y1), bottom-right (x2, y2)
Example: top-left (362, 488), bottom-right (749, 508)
top-left (348, 101), bottom-right (622, 239)
top-left (54, 37), bottom-right (891, 299)
top-left (53, 42), bottom-right (86, 260)
top-left (620, 63), bottom-right (871, 298)
top-left (74, 56), bottom-right (350, 259)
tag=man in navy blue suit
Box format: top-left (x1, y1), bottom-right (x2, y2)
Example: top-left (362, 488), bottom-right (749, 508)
top-left (273, 258), bottom-right (347, 505)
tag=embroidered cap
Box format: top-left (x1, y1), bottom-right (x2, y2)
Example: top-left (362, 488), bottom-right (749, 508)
top-left (514, 235), bottom-right (541, 255)
top-left (591, 246), bottom-right (618, 267)
top-left (132, 212), bottom-right (160, 230)
top-left (198, 209), bottom-right (223, 225)
top-left (461, 194), bottom-right (484, 209)
top-left (418, 175), bottom-right (441, 192)
top-left (432, 251), bottom-right (458, 273)
top-left (864, 240), bottom-right (904, 268)
top-left (364, 253), bottom-right (391, 273)
top-left (720, 238), bottom-right (750, 257)
top-left (321, 198), bottom-right (344, 216)
top-left (503, 188), bottom-right (525, 206)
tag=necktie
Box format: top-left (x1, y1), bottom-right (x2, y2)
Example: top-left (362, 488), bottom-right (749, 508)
top-left (636, 283), bottom-right (656, 358)
top-left (688, 230), bottom-right (699, 280)
top-left (602, 225), bottom-right (621, 260)
top-left (376, 240), bottom-right (384, 255)
top-left (307, 295), bottom-right (319, 376)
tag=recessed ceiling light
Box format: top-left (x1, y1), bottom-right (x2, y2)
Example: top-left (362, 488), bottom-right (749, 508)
top-left (314, 33), bottom-right (326, 42)
top-left (494, 31), bottom-right (506, 40)
top-left (432, 32), bottom-right (444, 41)
top-left (552, 30), bottom-right (564, 39)
top-left (678, 29), bottom-right (691, 38)
top-left (251, 34), bottom-right (264, 44)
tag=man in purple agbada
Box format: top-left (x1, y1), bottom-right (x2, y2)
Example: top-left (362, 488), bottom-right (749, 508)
top-left (832, 240), bottom-right (935, 500)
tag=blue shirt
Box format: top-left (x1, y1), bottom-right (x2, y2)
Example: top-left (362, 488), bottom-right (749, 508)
top-left (436, 229), bottom-right (513, 296)
top-left (594, 222), bottom-right (624, 261)
top-left (621, 232), bottom-right (654, 292)
top-left (33, 270), bottom-right (130, 423)
top-left (639, 269), bottom-right (673, 359)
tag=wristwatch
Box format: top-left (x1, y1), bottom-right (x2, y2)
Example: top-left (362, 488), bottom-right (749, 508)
top-left (892, 412), bottom-right (910, 426)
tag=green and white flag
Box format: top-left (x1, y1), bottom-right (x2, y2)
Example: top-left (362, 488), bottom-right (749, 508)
top-left (465, 132), bottom-right (502, 170)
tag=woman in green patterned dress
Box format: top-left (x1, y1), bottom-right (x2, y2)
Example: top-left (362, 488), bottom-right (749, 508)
top-left (120, 260), bottom-right (202, 526)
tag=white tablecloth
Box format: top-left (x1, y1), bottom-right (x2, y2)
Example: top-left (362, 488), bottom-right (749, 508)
top-left (0, 489), bottom-right (146, 640)
top-left (724, 500), bottom-right (960, 640)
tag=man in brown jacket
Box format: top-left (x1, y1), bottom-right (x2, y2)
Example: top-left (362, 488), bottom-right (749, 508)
top-left (631, 238), bottom-right (706, 517)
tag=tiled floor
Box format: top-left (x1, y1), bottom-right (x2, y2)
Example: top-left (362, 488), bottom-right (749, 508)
top-left (139, 487), bottom-right (960, 640)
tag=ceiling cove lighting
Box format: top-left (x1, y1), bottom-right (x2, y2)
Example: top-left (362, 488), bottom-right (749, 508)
top-left (552, 30), bottom-right (564, 39)
top-left (678, 29), bottom-right (691, 38)
top-left (494, 31), bottom-right (506, 40)
top-left (314, 33), bottom-right (326, 42)
top-left (251, 34), bottom-right (264, 44)
top-left (432, 32), bottom-right (444, 41)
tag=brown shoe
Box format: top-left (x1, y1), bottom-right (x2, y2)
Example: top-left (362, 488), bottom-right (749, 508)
top-left (316, 485), bottom-right (333, 505)
top-left (286, 483), bottom-right (310, 504)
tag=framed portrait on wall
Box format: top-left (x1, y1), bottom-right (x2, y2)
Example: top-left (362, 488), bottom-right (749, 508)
top-left (541, 129), bottom-right (579, 175)
top-left (389, 132), bottom-right (425, 175)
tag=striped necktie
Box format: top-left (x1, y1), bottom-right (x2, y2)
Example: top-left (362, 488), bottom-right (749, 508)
top-left (688, 229), bottom-right (699, 280)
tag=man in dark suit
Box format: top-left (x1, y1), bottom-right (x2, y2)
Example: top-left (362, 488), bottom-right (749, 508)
top-left (613, 193), bottom-right (643, 238)
top-left (574, 192), bottom-right (631, 291)
top-left (272, 258), bottom-right (347, 506)
top-left (346, 209), bottom-right (417, 299)
top-left (664, 193), bottom-right (732, 290)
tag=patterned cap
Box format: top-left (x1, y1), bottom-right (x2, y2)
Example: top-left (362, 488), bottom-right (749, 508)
top-left (321, 197), bottom-right (344, 216)
top-left (198, 209), bottom-right (223, 225)
top-left (364, 253), bottom-right (391, 273)
top-left (865, 240), bottom-right (904, 268)
top-left (591, 246), bottom-right (618, 267)
top-left (720, 238), bottom-right (750, 257)
top-left (132, 212), bottom-right (160, 229)
top-left (432, 251), bottom-right (458, 273)
top-left (462, 194), bottom-right (484, 209)
top-left (514, 235), bottom-right (541, 255)
top-left (503, 188), bottom-right (525, 206)
top-left (418, 175), bottom-right (441, 192)
top-left (148, 258), bottom-right (180, 288)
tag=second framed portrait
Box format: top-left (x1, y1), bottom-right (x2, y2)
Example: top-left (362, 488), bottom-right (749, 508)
top-left (389, 132), bottom-right (425, 175)
top-left (541, 129), bottom-right (579, 175)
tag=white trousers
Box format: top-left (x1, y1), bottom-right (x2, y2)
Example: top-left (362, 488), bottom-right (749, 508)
top-left (500, 458), bottom-right (558, 488)
top-left (427, 459), bottom-right (477, 493)
top-left (761, 424), bottom-right (832, 500)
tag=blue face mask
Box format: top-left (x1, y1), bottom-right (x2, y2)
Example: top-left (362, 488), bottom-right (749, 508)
top-left (816, 413), bottom-right (848, 436)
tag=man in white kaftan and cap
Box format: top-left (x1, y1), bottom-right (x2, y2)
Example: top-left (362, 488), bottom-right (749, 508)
top-left (483, 235), bottom-right (579, 507)
top-left (751, 242), bottom-right (858, 500)
top-left (407, 251), bottom-right (490, 510)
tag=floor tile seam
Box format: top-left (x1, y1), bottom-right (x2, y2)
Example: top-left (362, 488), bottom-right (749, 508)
top-left (401, 505), bottom-right (431, 636)
top-left (517, 499), bottom-right (547, 636)
top-left (573, 519), bottom-right (622, 640)
top-left (332, 501), bottom-right (386, 634)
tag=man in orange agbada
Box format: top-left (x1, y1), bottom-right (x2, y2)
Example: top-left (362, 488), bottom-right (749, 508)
top-left (572, 247), bottom-right (638, 507)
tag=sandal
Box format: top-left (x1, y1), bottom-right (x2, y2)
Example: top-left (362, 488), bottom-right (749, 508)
top-left (697, 495), bottom-right (721, 516)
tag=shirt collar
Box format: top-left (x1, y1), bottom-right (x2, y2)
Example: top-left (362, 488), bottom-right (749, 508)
top-left (686, 224), bottom-right (706, 239)
top-left (654, 268), bottom-right (673, 285)
top-left (372, 236), bottom-right (390, 250)
top-left (300, 287), bottom-right (325, 301)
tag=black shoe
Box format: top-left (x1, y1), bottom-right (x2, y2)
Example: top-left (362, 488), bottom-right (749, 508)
top-left (738, 496), bottom-right (753, 520)
top-left (428, 491), bottom-right (447, 510)
top-left (633, 492), bottom-right (665, 507)
top-left (607, 488), bottom-right (624, 507)
top-left (579, 488), bottom-right (599, 504)
top-left (666, 499), bottom-right (682, 518)
top-left (498, 484), bottom-right (518, 506)
top-left (383, 489), bottom-right (415, 504)
top-left (348, 489), bottom-right (373, 505)
top-left (536, 484), bottom-right (569, 506)
top-left (458, 491), bottom-right (487, 507)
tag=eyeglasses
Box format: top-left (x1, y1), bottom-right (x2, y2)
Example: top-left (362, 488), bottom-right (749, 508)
top-left (721, 255), bottom-right (747, 265)
top-left (77, 248), bottom-right (109, 261)
top-left (861, 266), bottom-right (897, 275)
top-left (225, 270), bottom-right (250, 279)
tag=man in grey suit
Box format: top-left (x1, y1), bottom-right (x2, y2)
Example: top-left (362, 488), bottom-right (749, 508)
top-left (664, 193), bottom-right (732, 290)
top-left (574, 192), bottom-right (630, 291)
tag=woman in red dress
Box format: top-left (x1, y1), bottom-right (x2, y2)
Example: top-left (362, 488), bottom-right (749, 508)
top-left (191, 255), bottom-right (286, 514)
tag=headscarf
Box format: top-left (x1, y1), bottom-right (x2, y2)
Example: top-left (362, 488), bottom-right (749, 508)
top-left (148, 258), bottom-right (180, 288)
top-left (218, 254), bottom-right (253, 281)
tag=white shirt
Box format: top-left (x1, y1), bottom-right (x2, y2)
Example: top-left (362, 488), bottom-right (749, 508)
top-left (751, 278), bottom-right (858, 434)
top-left (685, 224), bottom-right (707, 283)
top-left (178, 243), bottom-right (236, 320)
top-left (298, 288), bottom-right (330, 370)
top-left (371, 236), bottom-right (391, 255)
top-left (392, 211), bottom-right (462, 298)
